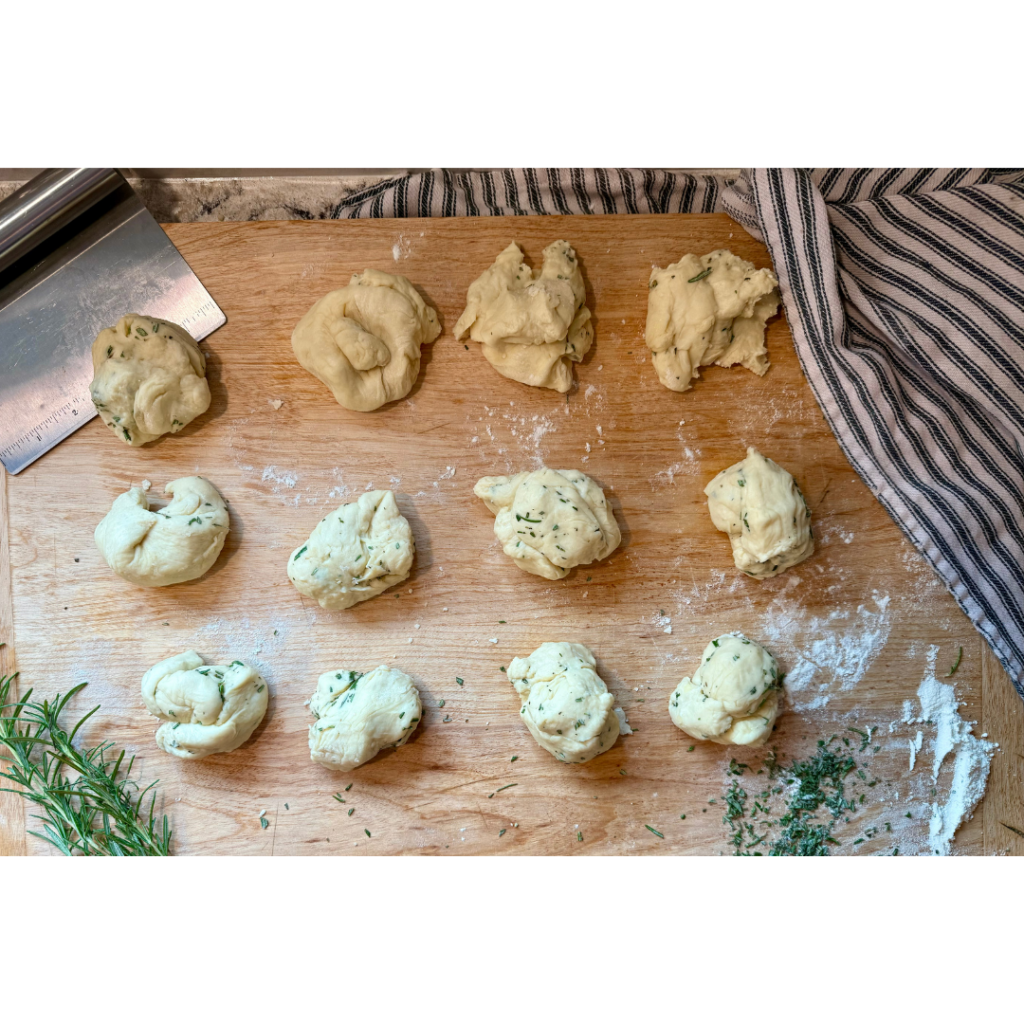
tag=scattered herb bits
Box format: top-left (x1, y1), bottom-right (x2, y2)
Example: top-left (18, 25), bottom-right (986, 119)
top-left (645, 825), bottom-right (664, 839)
top-left (364, 829), bottom-right (371, 838)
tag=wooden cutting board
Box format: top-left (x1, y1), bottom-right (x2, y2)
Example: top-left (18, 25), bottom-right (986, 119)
top-left (2, 214), bottom-right (1022, 856)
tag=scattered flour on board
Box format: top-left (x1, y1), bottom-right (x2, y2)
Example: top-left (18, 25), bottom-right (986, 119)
top-left (261, 466), bottom-right (297, 489)
top-left (392, 234), bottom-right (411, 261)
top-left (760, 591), bottom-right (892, 711)
top-left (905, 646), bottom-right (997, 855)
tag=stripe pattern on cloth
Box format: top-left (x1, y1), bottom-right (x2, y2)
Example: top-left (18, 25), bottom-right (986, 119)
top-left (328, 168), bottom-right (734, 219)
top-left (724, 168), bottom-right (1024, 695)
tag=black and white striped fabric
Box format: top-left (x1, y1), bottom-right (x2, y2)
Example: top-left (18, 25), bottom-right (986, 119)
top-left (724, 169), bottom-right (1024, 696)
top-left (335, 167), bottom-right (1024, 695)
top-left (332, 168), bottom-right (733, 218)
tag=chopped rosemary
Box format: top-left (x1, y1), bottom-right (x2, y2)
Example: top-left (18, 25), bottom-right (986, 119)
top-left (333, 793), bottom-right (346, 803)
top-left (644, 825), bottom-right (664, 839)
top-left (688, 267), bottom-right (713, 283)
top-left (345, 782), bottom-right (352, 791)
top-left (499, 828), bottom-right (507, 837)
top-left (946, 645), bottom-right (963, 677)
top-left (364, 829), bottom-right (371, 838)
top-left (577, 831), bottom-right (583, 842)
top-left (260, 816), bottom-right (269, 829)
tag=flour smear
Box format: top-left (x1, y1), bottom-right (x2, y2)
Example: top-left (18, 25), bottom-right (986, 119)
top-left (905, 646), bottom-right (996, 855)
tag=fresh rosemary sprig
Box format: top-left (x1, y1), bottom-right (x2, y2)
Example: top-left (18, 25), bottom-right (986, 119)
top-left (0, 651), bottom-right (171, 856)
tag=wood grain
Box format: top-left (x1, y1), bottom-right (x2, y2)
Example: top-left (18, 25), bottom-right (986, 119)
top-left (0, 214), bottom-right (1017, 856)
top-left (0, 466), bottom-right (27, 856)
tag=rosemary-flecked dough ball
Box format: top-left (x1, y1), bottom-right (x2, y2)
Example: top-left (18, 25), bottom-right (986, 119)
top-left (474, 468), bottom-right (620, 580)
top-left (645, 249), bottom-right (779, 392)
top-left (705, 447), bottom-right (813, 578)
top-left (308, 665), bottom-right (422, 771)
top-left (89, 314), bottom-right (211, 445)
top-left (287, 490), bottom-right (413, 610)
top-left (142, 650), bottom-right (269, 759)
top-left (291, 269), bottom-right (440, 411)
top-left (508, 642), bottom-right (620, 763)
top-left (668, 633), bottom-right (781, 747)
top-left (454, 240), bottom-right (593, 392)
top-left (94, 476), bottom-right (229, 587)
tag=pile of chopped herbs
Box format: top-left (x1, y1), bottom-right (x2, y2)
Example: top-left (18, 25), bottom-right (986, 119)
top-left (721, 728), bottom-right (891, 856)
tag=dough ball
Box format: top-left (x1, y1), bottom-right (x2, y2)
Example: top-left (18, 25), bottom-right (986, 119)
top-left (308, 665), bottom-right (422, 771)
top-left (705, 447), bottom-right (813, 578)
top-left (94, 476), bottom-right (229, 587)
top-left (668, 633), bottom-right (781, 746)
top-left (507, 642), bottom-right (619, 763)
top-left (90, 314), bottom-right (211, 445)
top-left (142, 650), bottom-right (269, 759)
top-left (474, 468), bottom-right (620, 581)
top-left (454, 241), bottom-right (593, 392)
top-left (645, 249), bottom-right (779, 392)
top-left (287, 490), bottom-right (413, 609)
top-left (291, 269), bottom-right (440, 411)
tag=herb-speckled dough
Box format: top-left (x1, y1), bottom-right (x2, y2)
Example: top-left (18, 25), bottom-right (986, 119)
top-left (474, 468), bottom-right (620, 580)
top-left (308, 665), bottom-right (422, 772)
top-left (705, 447), bottom-right (813, 579)
top-left (454, 241), bottom-right (593, 392)
top-left (142, 650), bottom-right (269, 759)
top-left (89, 314), bottom-right (211, 445)
top-left (94, 476), bottom-right (229, 587)
top-left (507, 642), bottom-right (620, 763)
top-left (291, 269), bottom-right (440, 411)
top-left (668, 633), bottom-right (781, 747)
top-left (287, 490), bottom-right (413, 610)
top-left (645, 249), bottom-right (779, 392)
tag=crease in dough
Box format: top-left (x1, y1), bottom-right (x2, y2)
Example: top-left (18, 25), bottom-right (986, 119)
top-left (705, 447), bottom-right (813, 578)
top-left (142, 650), bottom-right (269, 759)
top-left (644, 249), bottom-right (779, 392)
top-left (287, 490), bottom-right (413, 609)
top-left (94, 476), bottom-right (229, 587)
top-left (89, 314), bottom-right (211, 445)
top-left (292, 269), bottom-right (440, 411)
top-left (454, 240), bottom-right (593, 392)
top-left (507, 642), bottom-right (620, 763)
top-left (474, 467), bottom-right (620, 580)
top-left (668, 633), bottom-right (782, 747)
top-left (308, 665), bottom-right (422, 771)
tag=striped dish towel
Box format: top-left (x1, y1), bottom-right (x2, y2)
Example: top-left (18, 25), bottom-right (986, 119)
top-left (724, 169), bottom-right (1024, 696)
top-left (336, 167), bottom-right (1024, 695)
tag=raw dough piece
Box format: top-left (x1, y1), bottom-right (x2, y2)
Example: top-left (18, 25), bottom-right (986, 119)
top-left (507, 642), bottom-right (619, 763)
top-left (474, 468), bottom-right (620, 580)
top-left (454, 241), bottom-right (593, 392)
top-left (645, 249), bottom-right (779, 392)
top-left (308, 665), bottom-right (422, 771)
top-left (287, 490), bottom-right (413, 609)
top-left (94, 476), bottom-right (229, 587)
top-left (291, 269), bottom-right (440, 411)
top-left (705, 447), bottom-right (813, 578)
top-left (668, 633), bottom-right (781, 746)
top-left (142, 650), bottom-right (269, 759)
top-left (90, 314), bottom-right (211, 445)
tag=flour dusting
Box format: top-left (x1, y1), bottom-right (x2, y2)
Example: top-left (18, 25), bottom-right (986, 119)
top-left (761, 591), bottom-right (892, 710)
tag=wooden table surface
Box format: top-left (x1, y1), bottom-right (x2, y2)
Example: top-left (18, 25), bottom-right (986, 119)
top-left (1, 214), bottom-right (1021, 856)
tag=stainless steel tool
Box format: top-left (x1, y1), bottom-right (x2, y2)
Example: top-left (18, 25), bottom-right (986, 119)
top-left (0, 168), bottom-right (225, 474)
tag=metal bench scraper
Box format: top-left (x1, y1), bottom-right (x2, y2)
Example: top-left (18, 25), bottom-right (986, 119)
top-left (0, 168), bottom-right (225, 474)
